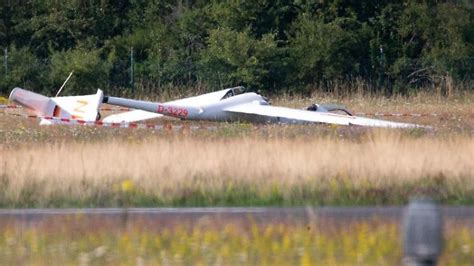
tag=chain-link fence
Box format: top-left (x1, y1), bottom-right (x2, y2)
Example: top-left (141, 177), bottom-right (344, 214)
top-left (1, 47), bottom-right (473, 97)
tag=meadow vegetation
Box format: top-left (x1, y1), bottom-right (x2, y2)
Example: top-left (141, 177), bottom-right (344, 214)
top-left (0, 89), bottom-right (473, 263)
top-left (0, 90), bottom-right (474, 207)
top-left (1, 91), bottom-right (473, 207)
top-left (0, 132), bottom-right (472, 207)
top-left (1, 1), bottom-right (473, 263)
top-left (0, 218), bottom-right (472, 265)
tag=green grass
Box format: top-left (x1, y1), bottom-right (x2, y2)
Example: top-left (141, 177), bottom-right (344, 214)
top-left (0, 174), bottom-right (471, 208)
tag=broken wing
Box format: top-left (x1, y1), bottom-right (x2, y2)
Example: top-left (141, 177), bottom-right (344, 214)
top-left (224, 103), bottom-right (424, 128)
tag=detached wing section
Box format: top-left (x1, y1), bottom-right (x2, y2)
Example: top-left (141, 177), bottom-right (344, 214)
top-left (224, 103), bottom-right (422, 128)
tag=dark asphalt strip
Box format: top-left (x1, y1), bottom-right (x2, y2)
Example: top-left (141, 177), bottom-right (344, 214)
top-left (0, 207), bottom-right (472, 226)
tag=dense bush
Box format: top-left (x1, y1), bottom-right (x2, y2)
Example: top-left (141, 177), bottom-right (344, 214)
top-left (0, 1), bottom-right (472, 96)
top-left (49, 47), bottom-right (112, 95)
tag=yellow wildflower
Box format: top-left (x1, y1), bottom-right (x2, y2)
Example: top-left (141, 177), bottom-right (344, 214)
top-left (121, 179), bottom-right (135, 192)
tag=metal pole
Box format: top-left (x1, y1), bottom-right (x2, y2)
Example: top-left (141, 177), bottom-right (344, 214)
top-left (379, 45), bottom-right (386, 92)
top-left (403, 198), bottom-right (443, 266)
top-left (4, 48), bottom-right (7, 77)
top-left (130, 46), bottom-right (134, 92)
top-left (55, 71), bottom-right (74, 97)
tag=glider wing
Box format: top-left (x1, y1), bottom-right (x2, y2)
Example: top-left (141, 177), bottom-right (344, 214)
top-left (102, 110), bottom-right (163, 123)
top-left (224, 103), bottom-right (422, 128)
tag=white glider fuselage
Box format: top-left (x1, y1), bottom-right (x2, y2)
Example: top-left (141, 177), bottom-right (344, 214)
top-left (104, 88), bottom-right (425, 128)
top-left (106, 90), bottom-right (276, 123)
top-left (192, 92), bottom-right (271, 122)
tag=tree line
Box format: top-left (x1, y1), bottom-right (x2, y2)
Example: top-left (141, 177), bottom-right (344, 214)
top-left (1, 1), bottom-right (473, 96)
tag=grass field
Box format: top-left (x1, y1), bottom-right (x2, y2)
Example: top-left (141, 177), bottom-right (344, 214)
top-left (1, 91), bottom-right (473, 264)
top-left (0, 216), bottom-right (472, 265)
top-left (0, 133), bottom-right (473, 207)
top-left (0, 92), bottom-right (473, 207)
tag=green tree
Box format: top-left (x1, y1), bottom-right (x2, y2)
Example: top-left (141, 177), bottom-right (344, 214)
top-left (48, 47), bottom-right (112, 95)
top-left (289, 13), bottom-right (364, 86)
top-left (209, 0), bottom-right (298, 40)
top-left (0, 0), bottom-right (472, 96)
top-left (388, 2), bottom-right (472, 92)
top-left (122, 4), bottom-right (213, 92)
top-left (0, 46), bottom-right (46, 94)
top-left (198, 27), bottom-right (281, 91)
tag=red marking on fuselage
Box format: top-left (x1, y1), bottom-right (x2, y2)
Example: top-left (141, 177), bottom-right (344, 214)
top-left (157, 105), bottom-right (189, 118)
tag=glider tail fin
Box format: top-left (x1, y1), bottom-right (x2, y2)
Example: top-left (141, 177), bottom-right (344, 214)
top-left (51, 89), bottom-right (104, 122)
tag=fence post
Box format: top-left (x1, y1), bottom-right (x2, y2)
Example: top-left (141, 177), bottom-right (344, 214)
top-left (4, 47), bottom-right (7, 77)
top-left (403, 198), bottom-right (443, 266)
top-left (130, 46), bottom-right (134, 93)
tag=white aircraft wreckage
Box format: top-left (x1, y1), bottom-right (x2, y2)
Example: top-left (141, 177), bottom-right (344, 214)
top-left (9, 86), bottom-right (427, 128)
top-left (9, 87), bottom-right (104, 125)
top-left (102, 86), bottom-right (426, 128)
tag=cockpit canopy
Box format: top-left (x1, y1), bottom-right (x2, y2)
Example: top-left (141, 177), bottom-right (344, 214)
top-left (221, 86), bottom-right (246, 100)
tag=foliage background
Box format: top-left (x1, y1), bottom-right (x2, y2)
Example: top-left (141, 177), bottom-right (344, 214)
top-left (0, 0), bottom-right (473, 96)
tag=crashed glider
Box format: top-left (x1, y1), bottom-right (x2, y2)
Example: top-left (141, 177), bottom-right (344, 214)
top-left (102, 86), bottom-right (426, 128)
top-left (8, 86), bottom-right (428, 128)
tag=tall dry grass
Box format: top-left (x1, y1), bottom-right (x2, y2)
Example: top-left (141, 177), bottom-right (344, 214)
top-left (0, 131), bottom-right (472, 206)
